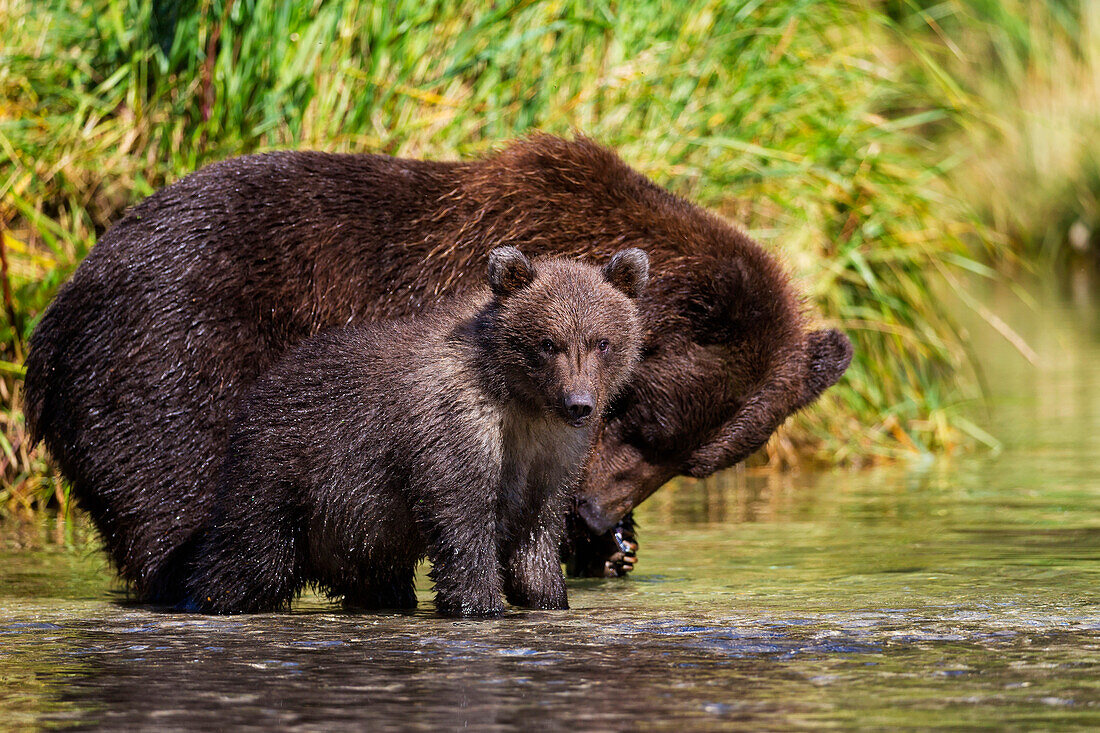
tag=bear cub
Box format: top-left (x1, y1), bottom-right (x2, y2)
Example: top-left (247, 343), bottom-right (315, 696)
top-left (183, 247), bottom-right (648, 616)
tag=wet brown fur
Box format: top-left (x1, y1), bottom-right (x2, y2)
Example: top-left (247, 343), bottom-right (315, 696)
top-left (23, 134), bottom-right (851, 599)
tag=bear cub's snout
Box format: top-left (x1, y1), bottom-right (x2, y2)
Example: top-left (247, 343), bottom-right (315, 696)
top-left (565, 393), bottom-right (594, 425)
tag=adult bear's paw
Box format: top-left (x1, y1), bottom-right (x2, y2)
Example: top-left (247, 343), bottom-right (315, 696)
top-left (565, 513), bottom-right (638, 578)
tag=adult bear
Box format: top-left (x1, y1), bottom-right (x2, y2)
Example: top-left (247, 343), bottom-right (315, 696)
top-left (24, 134), bottom-right (852, 600)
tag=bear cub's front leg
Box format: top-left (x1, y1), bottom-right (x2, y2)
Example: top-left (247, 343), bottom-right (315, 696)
top-left (501, 523), bottom-right (569, 610)
top-left (424, 509), bottom-right (506, 617)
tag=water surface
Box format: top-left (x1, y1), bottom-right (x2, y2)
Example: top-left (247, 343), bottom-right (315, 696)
top-left (1, 280), bottom-right (1098, 730)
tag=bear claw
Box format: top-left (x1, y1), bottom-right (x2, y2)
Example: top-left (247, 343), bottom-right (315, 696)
top-left (603, 521), bottom-right (639, 577)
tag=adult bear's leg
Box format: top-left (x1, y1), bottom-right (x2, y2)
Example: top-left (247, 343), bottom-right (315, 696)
top-left (564, 511), bottom-right (638, 579)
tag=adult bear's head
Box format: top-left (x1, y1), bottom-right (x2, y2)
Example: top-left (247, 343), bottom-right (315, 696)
top-left (446, 135), bottom-right (854, 534)
top-left (576, 255), bottom-right (853, 533)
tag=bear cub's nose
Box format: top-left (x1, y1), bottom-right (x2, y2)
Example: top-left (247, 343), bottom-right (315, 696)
top-left (565, 394), bottom-right (595, 424)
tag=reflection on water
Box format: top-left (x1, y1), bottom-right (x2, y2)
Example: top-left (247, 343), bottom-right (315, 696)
top-left (2, 279), bottom-right (1099, 730)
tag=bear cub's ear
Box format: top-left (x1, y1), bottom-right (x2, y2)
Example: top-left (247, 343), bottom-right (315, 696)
top-left (603, 248), bottom-right (649, 299)
top-left (488, 246), bottom-right (535, 297)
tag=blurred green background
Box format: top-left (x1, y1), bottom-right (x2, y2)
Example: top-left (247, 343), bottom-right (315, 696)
top-left (1, 0), bottom-right (1097, 515)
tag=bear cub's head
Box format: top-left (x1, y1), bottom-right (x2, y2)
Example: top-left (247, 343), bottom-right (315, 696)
top-left (486, 246), bottom-right (648, 427)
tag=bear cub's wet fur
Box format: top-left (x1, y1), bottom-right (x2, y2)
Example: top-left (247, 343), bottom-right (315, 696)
top-left (183, 247), bottom-right (648, 616)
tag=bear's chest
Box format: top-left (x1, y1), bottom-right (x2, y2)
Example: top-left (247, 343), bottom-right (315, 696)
top-left (499, 413), bottom-right (590, 515)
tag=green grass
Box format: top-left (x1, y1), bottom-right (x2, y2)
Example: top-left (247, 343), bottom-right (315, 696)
top-left (1, 0), bottom-right (1073, 513)
top-left (892, 0), bottom-right (1100, 261)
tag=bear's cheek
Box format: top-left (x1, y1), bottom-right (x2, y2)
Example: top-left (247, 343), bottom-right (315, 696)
top-left (527, 354), bottom-right (572, 408)
top-left (613, 347), bottom-right (642, 382)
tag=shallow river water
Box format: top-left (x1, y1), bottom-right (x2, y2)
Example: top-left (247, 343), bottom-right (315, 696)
top-left (2, 279), bottom-right (1098, 730)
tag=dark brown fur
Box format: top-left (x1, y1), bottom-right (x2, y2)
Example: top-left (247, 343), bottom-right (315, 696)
top-left (183, 249), bottom-right (645, 615)
top-left (23, 135), bottom-right (851, 598)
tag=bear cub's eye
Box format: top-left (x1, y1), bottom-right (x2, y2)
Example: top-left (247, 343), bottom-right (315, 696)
top-left (596, 339), bottom-right (610, 353)
top-left (540, 338), bottom-right (556, 354)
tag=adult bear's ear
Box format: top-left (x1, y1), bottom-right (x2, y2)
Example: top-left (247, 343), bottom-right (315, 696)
top-left (603, 248), bottom-right (649, 299)
top-left (488, 246), bottom-right (535, 296)
top-left (683, 329), bottom-right (852, 479)
top-left (794, 328), bottom-right (853, 409)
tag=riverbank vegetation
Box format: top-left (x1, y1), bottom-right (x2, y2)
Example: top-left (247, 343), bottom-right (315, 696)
top-left (1, 0), bottom-right (1095, 515)
top-left (905, 0), bottom-right (1100, 262)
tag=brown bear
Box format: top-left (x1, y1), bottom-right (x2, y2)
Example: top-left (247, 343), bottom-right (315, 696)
top-left (182, 247), bottom-right (647, 615)
top-left (23, 134), bottom-right (851, 599)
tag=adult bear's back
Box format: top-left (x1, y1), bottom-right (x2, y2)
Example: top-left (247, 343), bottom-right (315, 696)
top-left (22, 150), bottom-right (473, 597)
